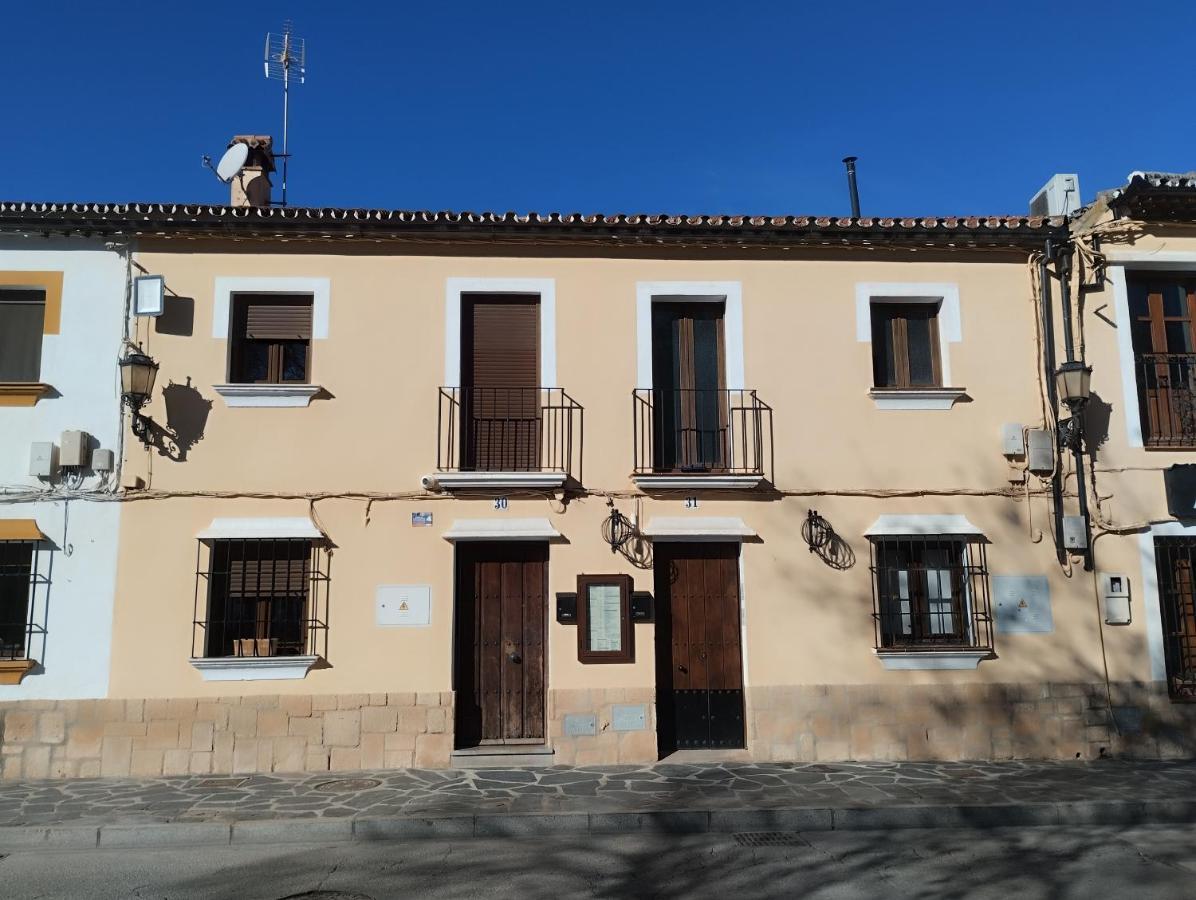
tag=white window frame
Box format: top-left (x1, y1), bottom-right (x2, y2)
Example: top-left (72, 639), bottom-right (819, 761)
top-left (855, 282), bottom-right (964, 410)
top-left (211, 277), bottom-right (330, 408)
top-left (635, 281), bottom-right (744, 390)
top-left (1107, 254), bottom-right (1196, 448)
top-left (443, 278), bottom-right (556, 388)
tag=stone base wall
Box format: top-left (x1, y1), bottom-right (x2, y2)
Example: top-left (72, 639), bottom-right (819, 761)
top-left (548, 688), bottom-right (657, 766)
top-left (0, 692), bottom-right (454, 781)
top-left (747, 682), bottom-right (1196, 762)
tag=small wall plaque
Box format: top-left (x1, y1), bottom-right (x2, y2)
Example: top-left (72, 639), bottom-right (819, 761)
top-left (612, 704), bottom-right (646, 731)
top-left (564, 713), bottom-right (597, 736)
top-left (411, 512), bottom-right (433, 527)
top-left (376, 584), bottom-right (432, 627)
top-left (993, 575), bottom-right (1053, 634)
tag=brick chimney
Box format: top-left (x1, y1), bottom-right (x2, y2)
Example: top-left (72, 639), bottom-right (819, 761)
top-left (227, 135), bottom-right (275, 208)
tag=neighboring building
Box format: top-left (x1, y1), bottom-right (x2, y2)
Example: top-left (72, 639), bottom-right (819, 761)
top-left (0, 231), bottom-right (126, 728)
top-left (0, 152), bottom-right (1193, 780)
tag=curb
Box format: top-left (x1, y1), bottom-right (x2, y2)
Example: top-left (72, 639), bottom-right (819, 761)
top-left (2, 799), bottom-right (1194, 851)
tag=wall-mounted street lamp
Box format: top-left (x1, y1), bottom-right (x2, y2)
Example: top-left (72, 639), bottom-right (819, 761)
top-left (1056, 360), bottom-right (1092, 451)
top-left (119, 349), bottom-right (159, 445)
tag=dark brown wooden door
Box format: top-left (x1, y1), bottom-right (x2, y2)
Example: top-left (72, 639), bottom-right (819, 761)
top-left (653, 542), bottom-right (744, 752)
top-left (1128, 278), bottom-right (1196, 445)
top-left (650, 302), bottom-right (727, 472)
top-left (453, 542), bottom-right (547, 746)
top-left (461, 294), bottom-right (541, 470)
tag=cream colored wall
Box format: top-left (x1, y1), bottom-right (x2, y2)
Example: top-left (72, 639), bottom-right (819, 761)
top-left (108, 243), bottom-right (1137, 700)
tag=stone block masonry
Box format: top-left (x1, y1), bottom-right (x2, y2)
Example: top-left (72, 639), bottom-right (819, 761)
top-left (0, 693), bottom-right (454, 781)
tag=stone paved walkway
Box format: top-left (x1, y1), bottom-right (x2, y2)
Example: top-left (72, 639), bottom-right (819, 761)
top-left (0, 759), bottom-right (1193, 828)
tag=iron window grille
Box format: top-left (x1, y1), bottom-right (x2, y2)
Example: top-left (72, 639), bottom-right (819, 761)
top-left (1152, 536), bottom-right (1196, 701)
top-left (869, 535), bottom-right (993, 652)
top-left (193, 538), bottom-right (330, 660)
top-left (0, 540), bottom-right (49, 662)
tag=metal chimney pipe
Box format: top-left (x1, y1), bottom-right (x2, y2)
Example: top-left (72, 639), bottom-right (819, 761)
top-left (843, 156), bottom-right (861, 218)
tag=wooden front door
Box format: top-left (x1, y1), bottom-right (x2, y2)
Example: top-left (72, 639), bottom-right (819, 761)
top-left (653, 542), bottom-right (744, 753)
top-left (461, 294), bottom-right (541, 471)
top-left (453, 542), bottom-right (547, 747)
top-left (650, 301), bottom-right (727, 472)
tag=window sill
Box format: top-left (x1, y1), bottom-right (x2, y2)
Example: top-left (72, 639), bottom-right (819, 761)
top-left (632, 474), bottom-right (764, 490)
top-left (0, 383), bottom-right (53, 407)
top-left (434, 471), bottom-right (568, 491)
top-left (874, 649), bottom-right (990, 670)
top-left (189, 655), bottom-right (319, 681)
top-left (868, 387), bottom-right (967, 410)
top-left (0, 659), bottom-right (37, 684)
top-left (213, 384), bottom-right (323, 408)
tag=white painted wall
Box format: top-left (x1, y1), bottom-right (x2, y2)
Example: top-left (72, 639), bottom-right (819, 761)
top-left (0, 237), bottom-right (126, 699)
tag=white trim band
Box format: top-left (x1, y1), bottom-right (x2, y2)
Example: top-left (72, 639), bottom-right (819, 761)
top-left (633, 475), bottom-right (763, 490)
top-left (197, 517), bottom-right (324, 540)
top-left (642, 517), bottom-right (756, 540)
top-left (433, 472), bottom-right (568, 491)
top-left (636, 281), bottom-right (745, 390)
top-left (213, 384), bottom-right (323, 408)
top-left (190, 656), bottom-right (319, 681)
top-left (865, 515), bottom-right (985, 537)
top-left (443, 517), bottom-right (562, 541)
top-left (444, 278), bottom-right (556, 388)
top-left (868, 387), bottom-right (967, 411)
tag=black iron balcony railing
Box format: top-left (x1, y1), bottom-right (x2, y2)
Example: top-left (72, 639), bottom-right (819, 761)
top-left (1137, 353), bottom-right (1196, 447)
top-left (437, 387), bottom-right (583, 477)
top-left (632, 388), bottom-right (772, 478)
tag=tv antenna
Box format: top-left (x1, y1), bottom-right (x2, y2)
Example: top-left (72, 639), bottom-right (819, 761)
top-left (264, 20), bottom-right (305, 206)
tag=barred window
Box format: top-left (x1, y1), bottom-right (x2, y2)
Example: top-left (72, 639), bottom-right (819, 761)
top-left (0, 540), bottom-right (47, 662)
top-left (869, 536), bottom-right (993, 652)
top-left (1153, 536), bottom-right (1196, 701)
top-left (194, 539), bottom-right (329, 660)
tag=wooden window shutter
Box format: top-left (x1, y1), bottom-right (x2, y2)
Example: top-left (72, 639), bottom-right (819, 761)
top-left (464, 296), bottom-right (539, 388)
top-left (225, 545), bottom-right (311, 599)
top-left (242, 297), bottom-right (313, 340)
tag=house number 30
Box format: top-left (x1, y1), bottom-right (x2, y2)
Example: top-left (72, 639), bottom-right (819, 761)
top-left (684, 497), bottom-right (699, 509)
top-left (493, 497), bottom-right (509, 510)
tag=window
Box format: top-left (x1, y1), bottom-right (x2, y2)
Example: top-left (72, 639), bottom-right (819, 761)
top-left (195, 539), bottom-right (329, 659)
top-left (0, 290), bottom-right (46, 382)
top-left (1128, 275), bottom-right (1196, 446)
top-left (0, 541), bottom-right (35, 660)
top-left (1152, 536), bottom-right (1196, 701)
top-left (870, 302), bottom-right (942, 389)
top-left (228, 295), bottom-right (313, 384)
top-left (869, 535), bottom-right (992, 651)
top-left (576, 574), bottom-right (633, 663)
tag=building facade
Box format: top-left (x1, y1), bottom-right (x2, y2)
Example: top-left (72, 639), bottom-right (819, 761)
top-left (0, 169), bottom-right (1194, 779)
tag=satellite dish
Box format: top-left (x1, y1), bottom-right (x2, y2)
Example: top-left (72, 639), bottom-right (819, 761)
top-left (215, 143), bottom-right (249, 183)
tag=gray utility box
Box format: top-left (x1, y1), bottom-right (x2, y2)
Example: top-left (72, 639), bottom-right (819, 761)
top-left (1062, 515), bottom-right (1088, 550)
top-left (1026, 429), bottom-right (1054, 475)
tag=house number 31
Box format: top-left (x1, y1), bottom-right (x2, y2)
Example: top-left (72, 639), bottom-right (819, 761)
top-left (684, 497), bottom-right (699, 509)
top-left (493, 497), bottom-right (509, 510)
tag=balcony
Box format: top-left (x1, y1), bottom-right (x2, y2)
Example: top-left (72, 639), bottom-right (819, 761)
top-left (1138, 353), bottom-right (1196, 448)
top-left (632, 388), bottom-right (773, 489)
top-left (435, 387), bottom-right (583, 490)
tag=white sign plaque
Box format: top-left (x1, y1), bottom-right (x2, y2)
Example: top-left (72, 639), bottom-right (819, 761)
top-left (376, 584), bottom-right (432, 627)
top-left (993, 576), bottom-right (1053, 634)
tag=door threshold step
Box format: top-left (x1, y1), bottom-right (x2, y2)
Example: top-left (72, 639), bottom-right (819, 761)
top-left (451, 746), bottom-right (555, 769)
top-left (659, 748), bottom-right (753, 765)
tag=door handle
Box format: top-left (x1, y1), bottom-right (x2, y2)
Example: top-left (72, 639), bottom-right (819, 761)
top-left (508, 652), bottom-right (522, 664)
top-left (678, 664), bottom-right (687, 673)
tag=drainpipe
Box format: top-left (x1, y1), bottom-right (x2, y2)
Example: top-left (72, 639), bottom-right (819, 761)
top-left (1040, 241), bottom-right (1067, 565)
top-left (1057, 245), bottom-right (1093, 571)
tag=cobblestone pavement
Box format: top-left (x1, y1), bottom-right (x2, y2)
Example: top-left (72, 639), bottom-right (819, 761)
top-left (0, 759), bottom-right (1192, 828)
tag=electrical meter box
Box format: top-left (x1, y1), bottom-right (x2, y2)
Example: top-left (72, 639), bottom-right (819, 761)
top-left (1101, 573), bottom-right (1131, 625)
top-left (1027, 429), bottom-right (1054, 474)
top-left (60, 430), bottom-right (90, 467)
top-left (91, 448), bottom-right (115, 472)
top-left (1001, 423), bottom-right (1025, 456)
top-left (1062, 515), bottom-right (1088, 550)
top-left (29, 442), bottom-right (57, 477)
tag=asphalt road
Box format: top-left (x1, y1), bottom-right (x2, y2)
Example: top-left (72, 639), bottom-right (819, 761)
top-left (3, 824), bottom-right (1196, 899)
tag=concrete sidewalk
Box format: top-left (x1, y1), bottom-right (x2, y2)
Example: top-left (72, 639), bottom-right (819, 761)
top-left (0, 759), bottom-right (1194, 850)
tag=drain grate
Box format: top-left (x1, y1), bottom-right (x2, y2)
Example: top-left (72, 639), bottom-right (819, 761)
top-left (195, 777), bottom-right (249, 789)
top-left (733, 832), bottom-right (805, 847)
top-left (313, 778), bottom-right (382, 793)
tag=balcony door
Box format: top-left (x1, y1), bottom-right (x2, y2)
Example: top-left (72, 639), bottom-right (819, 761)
top-left (1129, 277), bottom-right (1196, 446)
top-left (461, 294), bottom-right (540, 471)
top-left (651, 301), bottom-right (726, 472)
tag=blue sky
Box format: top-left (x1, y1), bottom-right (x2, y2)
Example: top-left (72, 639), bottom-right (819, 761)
top-left (2, 2), bottom-right (1191, 215)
